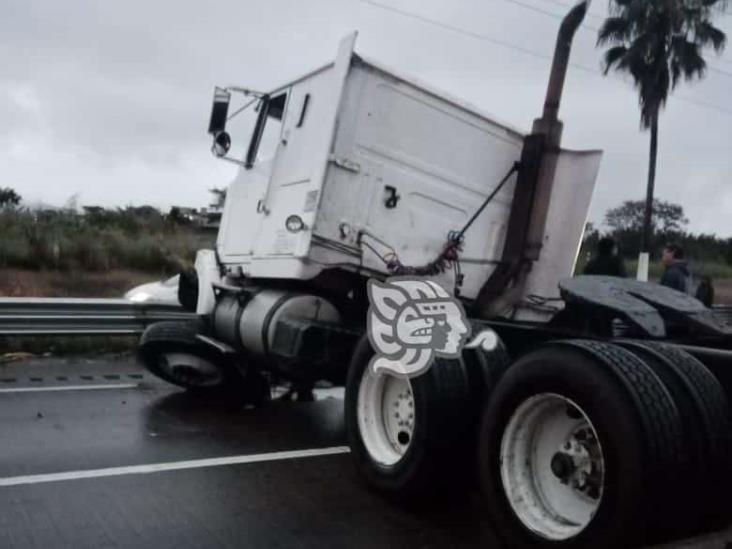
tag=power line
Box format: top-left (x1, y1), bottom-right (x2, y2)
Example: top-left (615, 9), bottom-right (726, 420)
top-left (359, 0), bottom-right (571, 65)
top-left (674, 93), bottom-right (732, 115)
top-left (504, 0), bottom-right (732, 78)
top-left (711, 56), bottom-right (732, 69)
top-left (503, 0), bottom-right (600, 31)
top-left (508, 0), bottom-right (732, 69)
top-left (358, 0), bottom-right (732, 116)
top-left (530, 0), bottom-right (606, 20)
top-left (709, 65), bottom-right (732, 77)
top-left (533, 0), bottom-right (732, 67)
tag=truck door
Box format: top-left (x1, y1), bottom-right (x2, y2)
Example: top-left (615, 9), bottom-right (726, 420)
top-left (216, 92), bottom-right (288, 262)
top-left (252, 33), bottom-right (358, 260)
top-left (217, 33), bottom-right (357, 267)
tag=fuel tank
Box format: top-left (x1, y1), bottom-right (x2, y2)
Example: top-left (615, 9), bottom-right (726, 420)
top-left (212, 288), bottom-right (341, 357)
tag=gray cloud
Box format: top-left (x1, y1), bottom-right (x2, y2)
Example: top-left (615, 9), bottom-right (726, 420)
top-left (1, 0), bottom-right (731, 235)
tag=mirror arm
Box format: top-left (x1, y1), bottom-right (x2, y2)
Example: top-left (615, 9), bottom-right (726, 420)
top-left (226, 96), bottom-right (259, 122)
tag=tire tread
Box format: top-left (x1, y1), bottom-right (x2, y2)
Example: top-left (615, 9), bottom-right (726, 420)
top-left (555, 340), bottom-right (683, 470)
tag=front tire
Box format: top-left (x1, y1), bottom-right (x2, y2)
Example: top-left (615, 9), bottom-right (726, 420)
top-left (138, 320), bottom-right (266, 403)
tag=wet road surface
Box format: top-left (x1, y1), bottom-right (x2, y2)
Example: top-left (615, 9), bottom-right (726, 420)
top-left (0, 355), bottom-right (730, 548)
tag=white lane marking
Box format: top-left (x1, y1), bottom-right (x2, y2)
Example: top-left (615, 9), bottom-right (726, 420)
top-left (0, 383), bottom-right (139, 394)
top-left (0, 446), bottom-right (351, 487)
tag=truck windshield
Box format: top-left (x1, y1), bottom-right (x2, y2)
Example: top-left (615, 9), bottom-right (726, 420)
top-left (245, 92), bottom-right (287, 168)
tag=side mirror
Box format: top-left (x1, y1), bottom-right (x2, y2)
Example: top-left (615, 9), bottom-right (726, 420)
top-left (208, 87), bottom-right (231, 135)
top-left (212, 131), bottom-right (231, 157)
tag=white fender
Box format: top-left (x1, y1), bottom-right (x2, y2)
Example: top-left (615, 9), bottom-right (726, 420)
top-left (195, 249), bottom-right (221, 314)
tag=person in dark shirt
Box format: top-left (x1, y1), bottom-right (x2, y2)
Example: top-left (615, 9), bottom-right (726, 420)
top-left (660, 242), bottom-right (692, 293)
top-left (695, 276), bottom-right (715, 307)
top-left (584, 237), bottom-right (627, 277)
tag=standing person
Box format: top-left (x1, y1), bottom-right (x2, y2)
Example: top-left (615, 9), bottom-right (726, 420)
top-left (660, 243), bottom-right (692, 293)
top-left (584, 237), bottom-right (627, 277)
top-left (695, 276), bottom-right (715, 307)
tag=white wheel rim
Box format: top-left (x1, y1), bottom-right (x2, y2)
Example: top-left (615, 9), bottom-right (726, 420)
top-left (356, 366), bottom-right (415, 466)
top-left (500, 393), bottom-right (605, 541)
top-left (158, 352), bottom-right (223, 387)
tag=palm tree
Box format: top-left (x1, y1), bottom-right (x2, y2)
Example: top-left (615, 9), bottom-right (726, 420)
top-left (597, 0), bottom-right (727, 257)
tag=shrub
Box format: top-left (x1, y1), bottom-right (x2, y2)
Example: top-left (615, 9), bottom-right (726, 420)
top-left (0, 207), bottom-right (212, 274)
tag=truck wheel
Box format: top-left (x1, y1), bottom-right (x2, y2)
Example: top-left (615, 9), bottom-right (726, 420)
top-left (139, 320), bottom-right (262, 400)
top-left (478, 340), bottom-right (684, 548)
top-left (345, 334), bottom-right (508, 498)
top-left (618, 340), bottom-right (730, 533)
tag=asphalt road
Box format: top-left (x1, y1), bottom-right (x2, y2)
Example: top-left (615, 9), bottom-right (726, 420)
top-left (0, 355), bottom-right (730, 549)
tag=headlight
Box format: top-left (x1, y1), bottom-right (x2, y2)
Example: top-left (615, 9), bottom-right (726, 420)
top-left (285, 215), bottom-right (305, 233)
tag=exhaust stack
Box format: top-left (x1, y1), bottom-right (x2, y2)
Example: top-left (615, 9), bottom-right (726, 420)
top-left (474, 0), bottom-right (592, 317)
top-left (534, 0), bottom-right (592, 142)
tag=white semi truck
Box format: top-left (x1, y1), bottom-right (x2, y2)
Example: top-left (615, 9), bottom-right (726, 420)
top-left (138, 3), bottom-right (732, 547)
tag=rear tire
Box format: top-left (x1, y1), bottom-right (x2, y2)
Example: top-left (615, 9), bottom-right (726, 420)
top-left (618, 340), bottom-right (731, 534)
top-left (478, 340), bottom-right (684, 548)
top-left (345, 333), bottom-right (508, 498)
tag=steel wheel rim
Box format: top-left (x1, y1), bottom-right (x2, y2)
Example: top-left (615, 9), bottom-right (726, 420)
top-left (500, 393), bottom-right (605, 541)
top-left (357, 366), bottom-right (415, 466)
top-left (158, 352), bottom-right (223, 387)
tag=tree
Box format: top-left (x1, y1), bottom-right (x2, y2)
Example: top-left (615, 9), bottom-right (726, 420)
top-left (167, 206), bottom-right (192, 226)
top-left (64, 192), bottom-right (80, 213)
top-left (605, 199), bottom-right (688, 234)
top-left (597, 0), bottom-right (727, 255)
top-left (604, 199), bottom-right (689, 257)
top-left (0, 187), bottom-right (21, 208)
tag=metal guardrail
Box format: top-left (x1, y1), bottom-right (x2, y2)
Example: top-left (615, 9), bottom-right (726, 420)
top-left (0, 298), bottom-right (728, 336)
top-left (0, 298), bottom-right (196, 336)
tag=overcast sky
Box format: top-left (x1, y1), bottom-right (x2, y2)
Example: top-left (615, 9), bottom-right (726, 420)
top-left (2, 0), bottom-right (731, 235)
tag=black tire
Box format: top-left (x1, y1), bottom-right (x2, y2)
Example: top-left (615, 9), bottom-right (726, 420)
top-left (138, 320), bottom-right (265, 402)
top-left (618, 340), bottom-right (731, 533)
top-left (478, 340), bottom-right (684, 549)
top-left (345, 332), bottom-right (508, 499)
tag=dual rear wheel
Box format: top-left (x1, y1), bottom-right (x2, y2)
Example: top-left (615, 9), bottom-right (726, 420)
top-left (346, 337), bottom-right (730, 548)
